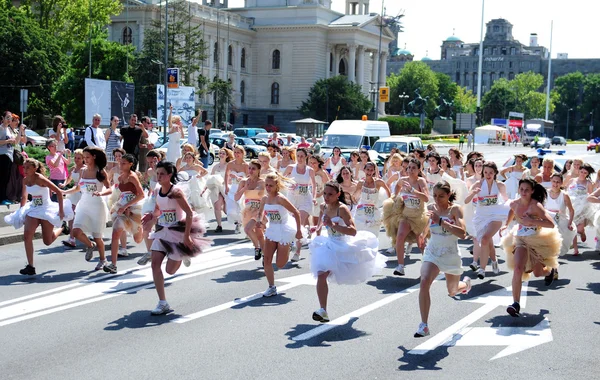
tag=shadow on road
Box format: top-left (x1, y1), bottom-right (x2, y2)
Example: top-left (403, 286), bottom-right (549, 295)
top-left (396, 345), bottom-right (449, 371)
top-left (0, 270), bottom-right (91, 286)
top-left (105, 310), bottom-right (182, 330)
top-left (366, 276), bottom-right (420, 294)
top-left (284, 317), bottom-right (367, 348)
top-left (484, 308), bottom-right (550, 328)
top-left (213, 267), bottom-right (264, 283)
top-left (231, 293), bottom-right (293, 310)
top-left (578, 282), bottom-right (600, 295)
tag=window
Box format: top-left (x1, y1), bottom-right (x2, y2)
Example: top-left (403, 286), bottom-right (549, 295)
top-left (499, 72), bottom-right (505, 78)
top-left (228, 45), bottom-right (233, 66)
top-left (509, 72), bottom-right (515, 80)
top-left (267, 115), bottom-right (275, 125)
top-left (456, 62), bottom-right (461, 69)
top-left (493, 25), bottom-right (500, 32)
top-left (241, 48), bottom-right (246, 69)
top-left (240, 80), bottom-right (245, 103)
top-left (474, 48), bottom-right (479, 56)
top-left (455, 72), bottom-right (460, 83)
top-left (243, 114), bottom-right (248, 126)
top-left (339, 59), bottom-right (346, 76)
top-left (272, 49), bottom-right (281, 70)
top-left (214, 42), bottom-right (219, 64)
top-left (330, 53), bottom-right (334, 72)
top-left (122, 27), bottom-right (132, 45)
top-left (501, 47), bottom-right (507, 55)
top-left (510, 47), bottom-right (516, 55)
top-left (271, 82), bottom-right (279, 105)
top-left (484, 48), bottom-right (489, 55)
top-left (509, 61), bottom-right (513, 68)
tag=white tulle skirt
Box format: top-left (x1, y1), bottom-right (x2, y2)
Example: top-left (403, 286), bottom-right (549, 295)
top-left (353, 204), bottom-right (383, 236)
top-left (311, 196), bottom-right (324, 217)
top-left (264, 217), bottom-right (297, 245)
top-left (205, 174), bottom-right (226, 205)
top-left (472, 204), bottom-right (510, 245)
top-left (309, 231), bottom-right (385, 285)
top-left (554, 213), bottom-right (576, 256)
top-left (4, 200), bottom-right (74, 229)
top-left (571, 194), bottom-right (596, 226)
top-left (73, 195), bottom-right (109, 236)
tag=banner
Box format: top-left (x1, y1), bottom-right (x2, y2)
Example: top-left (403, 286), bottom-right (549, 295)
top-left (85, 79), bottom-right (135, 126)
top-left (111, 82), bottom-right (135, 127)
top-left (156, 85), bottom-right (196, 127)
top-left (509, 119), bottom-right (523, 127)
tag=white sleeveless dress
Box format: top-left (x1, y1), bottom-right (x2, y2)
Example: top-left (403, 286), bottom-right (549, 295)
top-left (504, 170), bottom-right (524, 199)
top-left (73, 178), bottom-right (109, 237)
top-left (4, 185), bottom-right (74, 229)
top-left (546, 190), bottom-right (576, 256)
top-left (328, 157), bottom-right (344, 179)
top-left (353, 184), bottom-right (382, 236)
top-left (226, 170), bottom-right (245, 224)
top-left (472, 180), bottom-right (509, 244)
top-left (289, 165), bottom-right (313, 213)
top-left (263, 203), bottom-right (297, 245)
top-left (423, 214), bottom-right (463, 275)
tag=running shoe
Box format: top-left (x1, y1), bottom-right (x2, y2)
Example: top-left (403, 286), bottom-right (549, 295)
top-left (386, 247), bottom-right (395, 254)
top-left (85, 243), bottom-right (97, 262)
top-left (254, 248), bottom-right (262, 261)
top-left (137, 252), bottom-right (152, 266)
top-left (544, 268), bottom-right (556, 286)
top-left (393, 264), bottom-right (405, 276)
top-left (491, 261), bottom-right (499, 274)
top-left (61, 222), bottom-right (70, 235)
top-left (234, 223), bottom-right (241, 234)
top-left (118, 248), bottom-right (129, 257)
top-left (62, 238), bottom-right (76, 248)
top-left (414, 322), bottom-right (430, 338)
top-left (476, 268), bottom-right (485, 280)
top-left (405, 243), bottom-right (413, 257)
top-left (19, 264), bottom-right (36, 276)
top-left (215, 225), bottom-right (223, 233)
top-left (312, 308), bottom-right (330, 323)
top-left (291, 253), bottom-right (300, 262)
top-left (95, 259), bottom-right (108, 271)
top-left (461, 276), bottom-right (472, 295)
top-left (262, 285), bottom-right (277, 297)
top-left (151, 301), bottom-right (171, 315)
top-left (182, 256), bottom-right (191, 267)
top-left (103, 263), bottom-right (117, 274)
top-left (469, 262), bottom-right (480, 272)
top-left (507, 302), bottom-right (521, 317)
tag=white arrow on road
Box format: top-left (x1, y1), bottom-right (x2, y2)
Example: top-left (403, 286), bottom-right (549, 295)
top-left (409, 282), bottom-right (553, 360)
top-left (170, 273), bottom-right (317, 324)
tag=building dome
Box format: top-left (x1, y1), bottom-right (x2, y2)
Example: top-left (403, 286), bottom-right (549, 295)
top-left (393, 48), bottom-right (412, 57)
top-left (421, 56), bottom-right (432, 61)
top-left (445, 35), bottom-right (462, 42)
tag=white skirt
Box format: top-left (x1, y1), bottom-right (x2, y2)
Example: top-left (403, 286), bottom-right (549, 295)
top-left (311, 196), bottom-right (324, 217)
top-left (423, 239), bottom-right (463, 275)
top-left (473, 204), bottom-right (510, 244)
top-left (226, 183), bottom-right (242, 224)
top-left (555, 212), bottom-right (576, 256)
top-left (264, 217), bottom-right (297, 245)
top-left (73, 195), bottom-right (109, 236)
top-left (309, 231), bottom-right (384, 285)
top-left (4, 200), bottom-right (74, 230)
top-left (289, 189), bottom-right (313, 214)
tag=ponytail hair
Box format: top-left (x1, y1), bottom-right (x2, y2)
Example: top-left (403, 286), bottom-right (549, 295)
top-left (519, 178), bottom-right (547, 204)
top-left (433, 180), bottom-right (457, 203)
top-left (157, 161), bottom-right (179, 184)
top-left (324, 181), bottom-right (347, 205)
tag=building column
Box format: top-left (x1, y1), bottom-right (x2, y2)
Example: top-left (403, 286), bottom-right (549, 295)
top-left (357, 46), bottom-right (365, 87)
top-left (222, 38), bottom-right (228, 80)
top-left (325, 44), bottom-right (332, 79)
top-left (378, 52), bottom-right (388, 115)
top-left (208, 35), bottom-right (214, 82)
top-left (137, 22), bottom-right (144, 50)
top-left (235, 42), bottom-right (242, 107)
top-left (372, 52), bottom-right (379, 87)
top-left (334, 46), bottom-right (340, 76)
top-left (348, 44), bottom-right (357, 82)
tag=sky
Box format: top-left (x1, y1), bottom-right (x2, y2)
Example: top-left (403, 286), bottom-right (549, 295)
top-left (228, 0), bottom-right (600, 60)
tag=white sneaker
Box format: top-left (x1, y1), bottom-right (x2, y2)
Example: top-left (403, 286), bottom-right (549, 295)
top-left (85, 243), bottom-right (97, 262)
top-left (414, 322), bottom-right (430, 338)
top-left (262, 285), bottom-right (277, 297)
top-left (461, 276), bottom-right (472, 295)
top-left (477, 268), bottom-right (485, 280)
top-left (312, 307), bottom-right (330, 323)
top-left (469, 261), bottom-right (480, 272)
top-left (150, 301), bottom-right (171, 315)
top-left (386, 247), bottom-right (395, 254)
top-left (405, 243), bottom-right (413, 257)
top-left (118, 248), bottom-right (129, 257)
top-left (291, 253), bottom-right (301, 262)
top-left (393, 264), bottom-right (405, 276)
top-left (234, 223), bottom-right (241, 234)
top-left (182, 256), bottom-right (191, 267)
top-left (491, 261), bottom-right (499, 274)
top-left (137, 252), bottom-right (152, 266)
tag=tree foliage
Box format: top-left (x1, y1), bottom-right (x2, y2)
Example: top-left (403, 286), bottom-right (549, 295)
top-left (299, 76), bottom-right (372, 122)
top-left (53, 28), bottom-right (134, 126)
top-left (0, 3), bottom-right (64, 125)
top-left (453, 86), bottom-right (477, 114)
top-left (208, 79), bottom-right (233, 127)
top-left (482, 78), bottom-right (515, 119)
top-left (387, 62), bottom-right (439, 116)
top-left (582, 74), bottom-right (600, 127)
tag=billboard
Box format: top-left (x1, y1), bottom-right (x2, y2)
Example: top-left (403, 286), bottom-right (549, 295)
top-left (85, 78), bottom-right (135, 126)
top-left (156, 85), bottom-right (196, 127)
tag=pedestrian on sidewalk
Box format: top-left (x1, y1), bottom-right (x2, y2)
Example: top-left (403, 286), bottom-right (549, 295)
top-left (458, 134), bottom-right (465, 150)
top-left (466, 131), bottom-right (473, 151)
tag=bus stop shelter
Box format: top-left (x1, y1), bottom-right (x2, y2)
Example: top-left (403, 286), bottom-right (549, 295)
top-left (290, 118), bottom-right (327, 138)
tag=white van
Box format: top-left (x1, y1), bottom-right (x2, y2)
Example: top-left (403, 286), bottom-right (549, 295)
top-left (321, 120), bottom-right (391, 157)
top-left (371, 136), bottom-right (424, 159)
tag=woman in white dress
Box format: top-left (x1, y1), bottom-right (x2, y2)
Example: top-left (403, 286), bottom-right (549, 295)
top-left (235, 160), bottom-right (266, 260)
top-left (336, 166), bottom-right (358, 210)
top-left (277, 146), bottom-right (295, 174)
top-left (179, 151), bottom-right (209, 212)
top-left (309, 181), bottom-right (385, 323)
top-left (258, 152), bottom-right (278, 177)
top-left (440, 156), bottom-right (457, 179)
top-left (535, 158), bottom-right (554, 190)
top-left (348, 151), bottom-right (364, 181)
top-left (547, 173), bottom-right (576, 257)
top-left (255, 173), bottom-right (303, 298)
top-left (203, 148), bottom-right (233, 233)
top-left (464, 161), bottom-right (509, 279)
top-left (414, 181), bottom-right (472, 338)
top-left (522, 156), bottom-right (541, 179)
top-left (166, 105), bottom-right (184, 164)
top-left (324, 146), bottom-right (346, 179)
top-left (266, 143), bottom-right (281, 169)
top-left (384, 153), bottom-right (404, 191)
top-left (225, 146), bottom-right (249, 233)
top-left (63, 147), bottom-right (112, 270)
top-left (566, 163), bottom-right (595, 255)
top-left (60, 149), bottom-right (85, 248)
top-left (500, 154), bottom-right (527, 199)
top-left (563, 158), bottom-right (581, 184)
top-left (4, 158), bottom-right (73, 275)
top-left (353, 162), bottom-right (391, 236)
top-left (448, 148), bottom-right (464, 180)
top-left (284, 147), bottom-right (316, 261)
top-left (310, 154), bottom-right (332, 234)
top-left (424, 152), bottom-right (446, 201)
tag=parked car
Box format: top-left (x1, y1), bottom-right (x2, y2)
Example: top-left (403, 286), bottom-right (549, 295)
top-left (551, 136), bottom-right (567, 146)
top-left (531, 137), bottom-right (551, 149)
top-left (500, 156), bottom-right (565, 181)
top-left (232, 127), bottom-right (267, 138)
top-left (370, 136), bottom-right (424, 159)
top-left (250, 137), bottom-right (269, 147)
top-left (587, 139), bottom-right (598, 151)
top-left (211, 137), bottom-right (266, 158)
top-left (25, 129), bottom-right (48, 147)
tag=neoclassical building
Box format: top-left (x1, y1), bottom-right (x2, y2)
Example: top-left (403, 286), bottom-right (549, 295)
top-left (110, 0), bottom-right (395, 130)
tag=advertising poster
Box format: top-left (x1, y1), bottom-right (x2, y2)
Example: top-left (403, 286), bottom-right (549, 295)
top-left (84, 78), bottom-right (111, 125)
top-left (111, 81), bottom-right (135, 127)
top-left (156, 85), bottom-right (196, 127)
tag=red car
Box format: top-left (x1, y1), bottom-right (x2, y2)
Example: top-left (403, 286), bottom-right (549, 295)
top-left (587, 140), bottom-right (598, 151)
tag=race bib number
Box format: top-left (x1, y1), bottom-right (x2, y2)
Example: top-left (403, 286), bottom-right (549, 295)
top-left (517, 224), bottom-right (538, 236)
top-left (85, 183), bottom-right (97, 193)
top-left (477, 195), bottom-right (498, 206)
top-left (159, 209), bottom-right (177, 225)
top-left (119, 192), bottom-right (135, 204)
top-left (245, 199), bottom-right (261, 210)
top-left (358, 204), bottom-right (375, 216)
top-left (31, 196), bottom-right (43, 207)
top-left (547, 210), bottom-right (560, 224)
top-left (266, 210), bottom-right (282, 224)
top-left (297, 184), bottom-right (309, 195)
top-left (402, 194), bottom-right (421, 209)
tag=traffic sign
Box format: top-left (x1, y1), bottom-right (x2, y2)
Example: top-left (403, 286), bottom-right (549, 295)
top-left (20, 89), bottom-right (28, 113)
top-left (167, 68), bottom-right (179, 89)
top-left (379, 87), bottom-right (390, 103)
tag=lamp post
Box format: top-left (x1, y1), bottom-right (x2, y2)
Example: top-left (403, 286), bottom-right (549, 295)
top-left (566, 108), bottom-right (572, 141)
top-left (591, 110), bottom-right (595, 140)
top-left (369, 82), bottom-right (378, 120)
top-left (162, 0), bottom-right (169, 141)
top-left (399, 92), bottom-right (409, 115)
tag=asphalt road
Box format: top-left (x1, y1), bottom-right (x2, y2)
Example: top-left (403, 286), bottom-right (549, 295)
top-left (0, 143), bottom-right (599, 380)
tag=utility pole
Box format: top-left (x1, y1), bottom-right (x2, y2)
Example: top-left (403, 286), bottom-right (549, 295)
top-left (476, 0), bottom-right (485, 126)
top-left (163, 0), bottom-right (169, 140)
top-left (375, 0), bottom-right (384, 120)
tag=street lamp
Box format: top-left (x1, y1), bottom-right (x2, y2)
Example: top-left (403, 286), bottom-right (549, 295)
top-left (151, 59), bottom-right (164, 83)
top-left (369, 81), bottom-right (378, 120)
top-left (566, 108), bottom-right (572, 141)
top-left (399, 92), bottom-right (409, 115)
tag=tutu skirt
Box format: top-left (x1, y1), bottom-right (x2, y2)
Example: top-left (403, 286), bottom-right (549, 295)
top-left (4, 199), bottom-right (74, 229)
top-left (264, 216), bottom-right (297, 245)
top-left (73, 195), bottom-right (109, 237)
top-left (501, 226), bottom-right (561, 281)
top-left (309, 231), bottom-right (385, 285)
top-left (382, 196), bottom-right (428, 245)
top-left (571, 194), bottom-right (596, 226)
top-left (205, 175), bottom-right (226, 205)
top-left (149, 214), bottom-right (212, 260)
top-left (110, 200), bottom-right (143, 235)
top-left (472, 203), bottom-right (510, 245)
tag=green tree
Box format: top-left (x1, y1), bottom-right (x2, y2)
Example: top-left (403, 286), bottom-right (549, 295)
top-left (299, 76), bottom-right (372, 122)
top-left (0, 3), bottom-right (64, 126)
top-left (482, 78), bottom-right (515, 119)
top-left (554, 72), bottom-right (584, 110)
top-left (53, 28), bottom-right (134, 126)
top-left (582, 73), bottom-right (600, 128)
top-left (453, 86), bottom-right (477, 114)
top-left (131, 26), bottom-right (163, 117)
top-left (387, 62), bottom-right (439, 116)
top-left (208, 78), bottom-right (233, 127)
top-left (435, 72), bottom-right (458, 103)
top-left (20, 0), bottom-right (122, 50)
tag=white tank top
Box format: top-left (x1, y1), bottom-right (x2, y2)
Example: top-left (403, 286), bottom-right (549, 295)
top-left (27, 185), bottom-right (51, 208)
top-left (156, 186), bottom-right (184, 227)
top-left (476, 180), bottom-right (500, 207)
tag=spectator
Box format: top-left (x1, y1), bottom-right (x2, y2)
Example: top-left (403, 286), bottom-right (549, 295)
top-left (459, 134), bottom-right (465, 150)
top-left (6, 114), bottom-right (27, 203)
top-left (311, 137), bottom-right (321, 155)
top-left (467, 131), bottom-right (473, 150)
top-left (45, 139), bottom-right (69, 202)
top-left (138, 116), bottom-right (155, 172)
top-left (67, 128), bottom-right (75, 152)
top-left (49, 115), bottom-right (69, 153)
top-left (85, 113), bottom-right (107, 151)
top-left (198, 119), bottom-right (212, 168)
top-left (285, 135), bottom-right (293, 147)
top-left (0, 111), bottom-right (17, 204)
top-left (268, 132), bottom-right (284, 147)
top-left (297, 136), bottom-right (310, 149)
top-left (188, 114), bottom-right (199, 147)
top-left (225, 133), bottom-right (237, 150)
top-left (105, 116), bottom-right (122, 170)
top-left (120, 114), bottom-right (148, 158)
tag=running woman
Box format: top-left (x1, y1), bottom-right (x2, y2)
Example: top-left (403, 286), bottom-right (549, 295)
top-left (4, 158), bottom-right (73, 275)
top-left (138, 150), bottom-right (162, 265)
top-left (60, 149), bottom-right (85, 248)
top-left (500, 154), bottom-right (527, 199)
top-left (414, 181), bottom-right (472, 338)
top-left (324, 146), bottom-right (346, 179)
top-left (353, 162), bottom-right (391, 236)
top-left (501, 178), bottom-right (561, 317)
top-left (566, 163), bottom-right (595, 255)
top-left (310, 181), bottom-right (385, 322)
top-left (255, 173), bottom-right (303, 297)
top-left (535, 158), bottom-right (555, 189)
top-left (235, 160), bottom-right (266, 260)
top-left (142, 161), bottom-right (211, 315)
top-left (203, 148), bottom-right (233, 233)
top-left (547, 173), bottom-right (576, 257)
top-left (224, 146), bottom-right (249, 234)
top-left (309, 154), bottom-right (330, 234)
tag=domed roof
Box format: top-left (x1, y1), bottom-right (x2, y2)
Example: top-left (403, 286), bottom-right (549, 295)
top-left (393, 48), bottom-right (412, 57)
top-left (445, 35), bottom-right (462, 42)
top-left (421, 56), bottom-right (433, 61)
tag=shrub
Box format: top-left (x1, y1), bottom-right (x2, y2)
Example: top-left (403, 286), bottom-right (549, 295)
top-left (378, 116), bottom-right (432, 135)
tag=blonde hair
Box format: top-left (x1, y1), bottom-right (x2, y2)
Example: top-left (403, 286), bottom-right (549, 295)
top-left (390, 153), bottom-right (402, 166)
top-left (181, 143), bottom-right (198, 156)
top-left (172, 115), bottom-right (182, 124)
top-left (24, 158), bottom-right (46, 176)
top-left (258, 152), bottom-right (270, 160)
top-left (234, 145), bottom-right (246, 158)
top-left (265, 172), bottom-right (295, 192)
top-left (282, 146), bottom-right (296, 161)
top-left (73, 149), bottom-right (84, 157)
